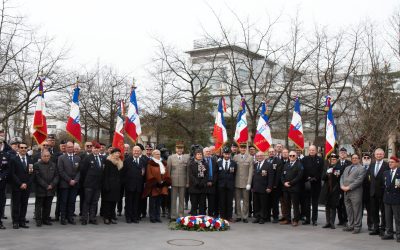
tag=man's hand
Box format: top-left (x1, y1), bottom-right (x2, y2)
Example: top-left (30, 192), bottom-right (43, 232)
top-left (20, 183), bottom-right (27, 190)
top-left (185, 183), bottom-right (189, 188)
top-left (246, 184), bottom-right (251, 191)
top-left (341, 186), bottom-right (350, 192)
top-left (207, 182), bottom-right (212, 187)
top-left (284, 182), bottom-right (291, 188)
top-left (47, 185), bottom-right (53, 190)
top-left (69, 180), bottom-right (76, 186)
top-left (266, 188), bottom-right (272, 193)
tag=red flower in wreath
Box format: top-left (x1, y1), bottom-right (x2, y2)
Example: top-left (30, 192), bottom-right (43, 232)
top-left (200, 223), bottom-right (206, 228)
top-left (189, 216), bottom-right (196, 221)
top-left (214, 222), bottom-right (221, 229)
top-left (188, 221), bottom-right (194, 228)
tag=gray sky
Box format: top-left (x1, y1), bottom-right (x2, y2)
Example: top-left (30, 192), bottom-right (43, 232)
top-left (18, 0), bottom-right (400, 87)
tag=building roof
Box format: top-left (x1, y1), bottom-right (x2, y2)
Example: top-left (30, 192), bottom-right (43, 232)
top-left (185, 44), bottom-right (266, 60)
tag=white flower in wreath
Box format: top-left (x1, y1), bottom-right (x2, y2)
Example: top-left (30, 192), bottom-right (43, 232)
top-left (205, 221), bottom-right (210, 227)
top-left (183, 217), bottom-right (189, 226)
top-left (196, 218), bottom-right (202, 224)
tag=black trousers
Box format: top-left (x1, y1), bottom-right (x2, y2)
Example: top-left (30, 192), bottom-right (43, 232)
top-left (206, 193), bottom-right (216, 216)
top-left (102, 201), bottom-right (117, 220)
top-left (35, 196), bottom-right (53, 222)
top-left (185, 188), bottom-right (190, 206)
top-left (59, 187), bottom-right (78, 220)
top-left (125, 190), bottom-right (141, 221)
top-left (78, 187), bottom-right (85, 215)
top-left (337, 192), bottom-right (348, 223)
top-left (11, 189), bottom-right (30, 224)
top-left (370, 195), bottom-right (386, 231)
top-left (190, 193), bottom-right (206, 215)
top-left (218, 187), bottom-right (234, 220)
top-left (384, 204), bottom-right (400, 238)
top-left (117, 185), bottom-right (125, 214)
top-left (363, 197), bottom-right (372, 228)
top-left (149, 196), bottom-right (161, 220)
top-left (253, 192), bottom-right (267, 219)
top-left (81, 188), bottom-right (100, 221)
top-left (55, 189), bottom-right (61, 219)
top-left (325, 205), bottom-right (336, 225)
top-left (284, 191), bottom-right (300, 222)
top-left (0, 186), bottom-right (6, 220)
top-left (266, 188), bottom-right (281, 220)
top-left (302, 182), bottom-right (321, 222)
top-left (140, 197), bottom-right (148, 217)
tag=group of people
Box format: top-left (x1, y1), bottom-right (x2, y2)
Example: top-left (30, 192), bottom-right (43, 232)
top-left (0, 129), bottom-right (399, 243)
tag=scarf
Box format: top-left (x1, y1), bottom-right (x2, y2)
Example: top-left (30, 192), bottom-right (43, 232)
top-left (152, 158), bottom-right (165, 174)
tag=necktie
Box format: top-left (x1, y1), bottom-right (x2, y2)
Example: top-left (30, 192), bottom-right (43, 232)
top-left (208, 158), bottom-right (213, 180)
top-left (95, 156), bottom-right (100, 167)
top-left (391, 170), bottom-right (395, 182)
top-left (257, 162), bottom-right (261, 171)
top-left (375, 161), bottom-right (380, 176)
top-left (178, 155), bottom-right (181, 161)
top-left (69, 155), bottom-right (73, 164)
top-left (225, 161), bottom-right (228, 171)
top-left (22, 157), bottom-right (27, 170)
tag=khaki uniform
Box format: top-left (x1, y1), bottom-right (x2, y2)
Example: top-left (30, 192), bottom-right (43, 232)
top-left (233, 154), bottom-right (254, 220)
top-left (168, 154), bottom-right (190, 219)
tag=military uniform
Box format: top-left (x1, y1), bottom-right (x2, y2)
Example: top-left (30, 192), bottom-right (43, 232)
top-left (382, 166), bottom-right (400, 242)
top-left (167, 152), bottom-right (189, 219)
top-left (217, 151), bottom-right (237, 221)
top-left (0, 148), bottom-right (10, 229)
top-left (233, 153), bottom-right (253, 221)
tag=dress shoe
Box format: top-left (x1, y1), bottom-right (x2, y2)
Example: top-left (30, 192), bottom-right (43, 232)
top-left (343, 227), bottom-right (353, 232)
top-left (381, 234), bottom-right (394, 240)
top-left (352, 229), bottom-right (361, 234)
top-left (150, 219), bottom-right (156, 223)
top-left (0, 223), bottom-right (6, 229)
top-left (330, 225), bottom-right (336, 229)
top-left (89, 220), bottom-right (98, 225)
top-left (369, 230), bottom-right (380, 235)
top-left (235, 218), bottom-right (242, 222)
top-left (259, 219), bottom-right (265, 224)
top-left (292, 221), bottom-right (298, 227)
top-left (396, 238), bottom-right (400, 243)
top-left (156, 218), bottom-right (162, 223)
top-left (13, 223), bottom-right (19, 229)
top-left (322, 224), bottom-right (331, 228)
top-left (278, 217), bottom-right (285, 221)
top-left (337, 221), bottom-right (345, 226)
top-left (25, 220), bottom-right (29, 223)
top-left (368, 226), bottom-right (373, 231)
top-left (53, 217), bottom-right (59, 222)
top-left (265, 218), bottom-right (271, 223)
top-left (132, 219), bottom-right (139, 224)
top-left (280, 220), bottom-right (290, 225)
top-left (272, 219), bottom-right (279, 224)
top-left (243, 219), bottom-right (248, 223)
top-left (253, 219), bottom-right (260, 224)
top-left (43, 221), bottom-right (52, 226)
top-left (302, 221), bottom-right (310, 225)
top-left (117, 212), bottom-right (122, 216)
top-left (60, 219), bottom-right (67, 225)
top-left (126, 219), bottom-right (132, 224)
top-left (111, 219), bottom-right (117, 224)
top-left (36, 221), bottom-right (42, 227)
top-left (19, 223), bottom-right (29, 229)
top-left (104, 219), bottom-right (111, 225)
top-left (2, 216), bottom-right (7, 219)
top-left (68, 219), bottom-right (76, 225)
top-left (312, 221), bottom-right (317, 226)
top-left (81, 220), bottom-right (87, 225)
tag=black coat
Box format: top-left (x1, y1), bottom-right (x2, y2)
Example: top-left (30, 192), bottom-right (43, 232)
top-left (281, 160), bottom-right (303, 193)
top-left (368, 160), bottom-right (390, 198)
top-left (301, 155), bottom-right (324, 183)
top-left (320, 164), bottom-right (342, 206)
top-left (362, 165), bottom-right (371, 202)
top-left (188, 159), bottom-right (208, 194)
top-left (252, 161), bottom-right (274, 193)
top-left (57, 154), bottom-right (81, 189)
top-left (0, 150), bottom-right (11, 189)
top-left (10, 155), bottom-right (34, 190)
top-left (101, 159), bottom-right (122, 202)
top-left (217, 159), bottom-right (237, 190)
top-left (33, 161), bottom-right (59, 197)
top-left (121, 156), bottom-right (146, 192)
top-left (266, 157), bottom-right (283, 188)
top-left (204, 156), bottom-right (218, 194)
top-left (80, 154), bottom-right (104, 190)
top-left (383, 168), bottom-right (400, 205)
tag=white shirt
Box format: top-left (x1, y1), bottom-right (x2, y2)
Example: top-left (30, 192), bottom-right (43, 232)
top-left (223, 159), bottom-right (230, 170)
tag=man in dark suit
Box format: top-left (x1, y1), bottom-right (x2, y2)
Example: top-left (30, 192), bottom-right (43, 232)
top-left (252, 151), bottom-right (273, 224)
top-left (203, 147), bottom-right (218, 217)
top-left (336, 147), bottom-right (352, 225)
top-left (362, 152), bottom-right (373, 230)
top-left (369, 148), bottom-right (390, 236)
top-left (78, 141), bottom-right (93, 216)
top-left (122, 145), bottom-right (146, 223)
top-left (10, 142), bottom-right (34, 229)
top-left (280, 151), bottom-right (303, 226)
top-left (266, 147), bottom-right (283, 223)
top-left (80, 142), bottom-right (103, 225)
top-left (0, 129), bottom-right (11, 229)
top-left (57, 141), bottom-right (81, 225)
top-left (217, 146), bottom-right (237, 221)
top-left (381, 156), bottom-right (400, 242)
top-left (301, 145), bottom-right (324, 226)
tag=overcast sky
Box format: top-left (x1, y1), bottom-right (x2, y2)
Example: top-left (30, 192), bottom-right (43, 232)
top-left (18, 0), bottom-right (400, 87)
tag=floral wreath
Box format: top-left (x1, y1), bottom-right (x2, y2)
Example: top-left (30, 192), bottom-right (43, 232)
top-left (169, 215), bottom-right (230, 231)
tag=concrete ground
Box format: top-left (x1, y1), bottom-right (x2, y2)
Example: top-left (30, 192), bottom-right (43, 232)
top-left (0, 201), bottom-right (399, 250)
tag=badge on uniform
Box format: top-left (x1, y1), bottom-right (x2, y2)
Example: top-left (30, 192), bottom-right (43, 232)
top-left (334, 170), bottom-right (340, 176)
top-left (283, 171), bottom-right (286, 175)
top-left (75, 162), bottom-right (79, 168)
top-left (273, 164), bottom-right (277, 170)
top-left (395, 178), bottom-right (400, 188)
top-left (229, 167), bottom-right (234, 173)
top-left (219, 167), bottom-right (222, 171)
top-left (262, 170), bottom-right (267, 176)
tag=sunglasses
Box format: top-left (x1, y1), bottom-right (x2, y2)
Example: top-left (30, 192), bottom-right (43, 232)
top-left (19, 147), bottom-right (27, 149)
top-left (363, 156), bottom-right (370, 159)
top-left (86, 145), bottom-right (93, 147)
top-left (289, 155), bottom-right (296, 157)
top-left (43, 145), bottom-right (49, 147)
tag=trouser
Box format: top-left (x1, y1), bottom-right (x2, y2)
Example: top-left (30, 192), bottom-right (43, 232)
top-left (303, 182), bottom-right (321, 222)
top-left (218, 187), bottom-right (234, 220)
top-left (248, 190), bottom-right (253, 217)
top-left (253, 192), bottom-right (267, 220)
top-left (102, 201), bottom-right (117, 220)
top-left (235, 188), bottom-right (249, 220)
top-left (140, 197), bottom-right (148, 217)
top-left (363, 197), bottom-right (372, 228)
top-left (384, 204), bottom-right (400, 238)
top-left (55, 189), bottom-right (61, 219)
top-left (206, 193), bottom-right (216, 216)
top-left (337, 192), bottom-right (348, 223)
top-left (370, 195), bottom-right (385, 232)
top-left (149, 196), bottom-right (162, 220)
top-left (117, 185), bottom-right (124, 214)
top-left (267, 188), bottom-right (280, 220)
top-left (35, 196), bottom-right (53, 222)
top-left (125, 190), bottom-right (141, 221)
top-left (0, 186), bottom-right (6, 220)
top-left (78, 187), bottom-right (85, 215)
top-left (284, 191), bottom-right (300, 222)
top-left (81, 188), bottom-right (100, 221)
top-left (185, 188), bottom-right (190, 206)
top-left (325, 205), bottom-right (336, 225)
top-left (344, 192), bottom-right (363, 230)
top-left (280, 192), bottom-right (290, 220)
top-left (190, 193), bottom-right (206, 215)
top-left (11, 189), bottom-right (30, 224)
top-left (161, 190), bottom-right (170, 217)
top-left (59, 187), bottom-right (78, 220)
top-left (170, 186), bottom-right (185, 219)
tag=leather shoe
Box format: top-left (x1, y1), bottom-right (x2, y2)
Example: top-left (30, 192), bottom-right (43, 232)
top-left (60, 219), bottom-right (67, 225)
top-left (0, 223), bottom-right (5, 229)
top-left (13, 223), bottom-right (19, 229)
top-left (155, 218), bottom-right (162, 223)
top-left (19, 223), bottom-right (29, 228)
top-left (111, 219), bottom-right (117, 224)
top-left (68, 219), bottom-right (76, 225)
top-left (381, 235), bottom-right (394, 240)
top-left (302, 221), bottom-right (310, 225)
top-left (369, 230), bottom-right (380, 235)
top-left (312, 221), bottom-right (317, 226)
top-left (243, 219), bottom-right (248, 223)
top-left (330, 225), bottom-right (336, 229)
top-left (43, 221), bottom-right (52, 226)
top-left (396, 238), bottom-right (400, 243)
top-left (352, 229), bottom-right (360, 234)
top-left (150, 219), bottom-right (156, 223)
top-left (89, 220), bottom-right (98, 225)
top-left (259, 219), bottom-right (265, 224)
top-left (126, 219), bottom-right (132, 224)
top-left (280, 220), bottom-right (290, 225)
top-left (272, 219), bottom-right (279, 224)
top-left (235, 218), bottom-right (242, 222)
top-left (81, 220), bottom-right (87, 225)
top-left (132, 220), bottom-right (139, 224)
top-left (292, 221), bottom-right (298, 227)
top-left (252, 219), bottom-right (260, 224)
top-left (104, 219), bottom-right (111, 225)
top-left (36, 222), bottom-right (42, 227)
top-left (322, 224), bottom-right (331, 228)
top-left (343, 227), bottom-right (353, 232)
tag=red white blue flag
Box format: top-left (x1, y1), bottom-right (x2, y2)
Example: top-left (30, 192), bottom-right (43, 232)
top-left (325, 96), bottom-right (337, 159)
top-left (125, 87), bottom-right (141, 143)
top-left (253, 101), bottom-right (272, 152)
top-left (288, 97), bottom-right (304, 149)
top-left (213, 97), bottom-right (228, 152)
top-left (66, 86), bottom-right (81, 143)
top-left (32, 77), bottom-right (48, 145)
top-left (112, 100), bottom-right (125, 159)
top-left (234, 97), bottom-right (248, 144)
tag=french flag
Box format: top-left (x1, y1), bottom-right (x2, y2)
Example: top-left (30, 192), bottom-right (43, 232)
top-left (325, 96), bottom-right (337, 159)
top-left (125, 87), bottom-right (141, 143)
top-left (288, 97), bottom-right (304, 149)
top-left (32, 77), bottom-right (48, 145)
top-left (213, 97), bottom-right (228, 152)
top-left (66, 86), bottom-right (82, 143)
top-left (253, 101), bottom-right (272, 152)
top-left (234, 97), bottom-right (248, 144)
top-left (112, 100), bottom-right (125, 159)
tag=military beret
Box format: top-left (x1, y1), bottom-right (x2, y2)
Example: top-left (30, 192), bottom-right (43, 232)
top-left (339, 147), bottom-right (347, 152)
top-left (222, 146), bottom-right (231, 154)
top-left (390, 156), bottom-right (399, 163)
